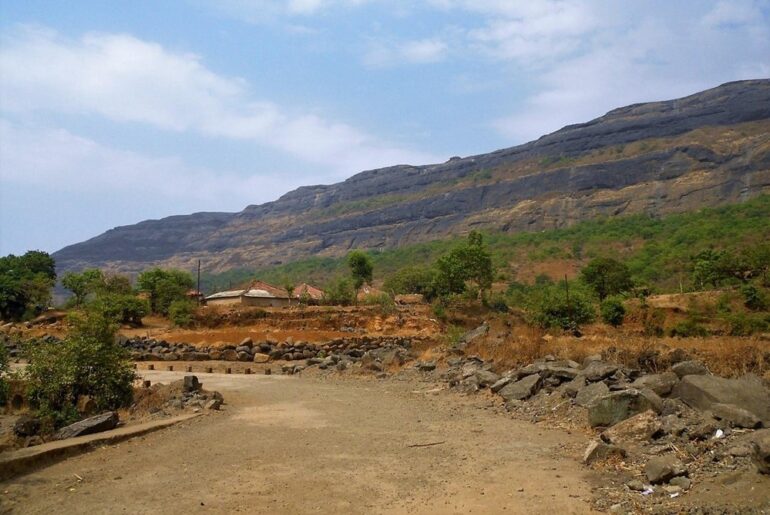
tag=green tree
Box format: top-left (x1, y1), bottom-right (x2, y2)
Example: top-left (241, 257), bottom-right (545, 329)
top-left (691, 249), bottom-right (731, 289)
top-left (62, 269), bottom-right (105, 307)
top-left (600, 296), bottom-right (626, 327)
top-left (168, 299), bottom-right (196, 327)
top-left (383, 266), bottom-right (438, 298)
top-left (24, 309), bottom-right (136, 428)
top-left (90, 293), bottom-right (149, 326)
top-left (282, 279), bottom-right (296, 305)
top-left (528, 282), bottom-right (595, 330)
top-left (580, 257), bottom-right (633, 300)
top-left (0, 251), bottom-right (57, 321)
top-left (347, 251), bottom-right (373, 291)
top-left (137, 268), bottom-right (194, 315)
top-left (323, 277), bottom-right (356, 306)
top-left (432, 231), bottom-right (494, 298)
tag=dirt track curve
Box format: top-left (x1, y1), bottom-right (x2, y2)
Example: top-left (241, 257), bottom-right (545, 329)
top-left (1, 371), bottom-right (597, 514)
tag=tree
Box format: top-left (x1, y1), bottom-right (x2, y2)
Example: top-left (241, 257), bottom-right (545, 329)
top-left (0, 251), bottom-right (57, 321)
top-left (62, 269), bottom-right (105, 306)
top-left (137, 268), bottom-right (194, 315)
top-left (323, 277), bottom-right (356, 306)
top-left (600, 296), bottom-right (626, 327)
top-left (168, 299), bottom-right (196, 327)
top-left (282, 279), bottom-right (296, 305)
top-left (383, 266), bottom-right (438, 298)
top-left (432, 231), bottom-right (494, 298)
top-left (347, 251), bottom-right (373, 291)
top-left (580, 257), bottom-right (633, 300)
top-left (691, 249), bottom-right (733, 289)
top-left (528, 282), bottom-right (595, 330)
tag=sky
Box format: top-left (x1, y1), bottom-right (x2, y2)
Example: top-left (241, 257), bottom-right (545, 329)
top-left (1, 1), bottom-right (768, 256)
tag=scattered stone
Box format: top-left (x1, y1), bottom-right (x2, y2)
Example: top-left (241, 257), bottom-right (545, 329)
top-left (13, 415), bottom-right (41, 437)
top-left (671, 360), bottom-right (709, 378)
top-left (601, 410), bottom-right (662, 445)
top-left (253, 353), bottom-right (270, 363)
top-left (54, 412), bottom-right (119, 440)
top-left (752, 429), bottom-right (770, 474)
top-left (563, 376), bottom-right (587, 398)
top-left (490, 377), bottom-right (512, 394)
top-left (417, 361), bottom-right (436, 372)
top-left (182, 375), bottom-right (200, 393)
top-left (710, 402), bottom-right (761, 429)
top-left (626, 480), bottom-right (647, 492)
top-left (498, 374), bottom-right (542, 402)
top-left (474, 370), bottom-right (500, 388)
top-left (673, 374), bottom-right (770, 426)
top-left (589, 389), bottom-right (660, 427)
top-left (205, 399), bottom-right (222, 410)
top-left (583, 361), bottom-right (619, 382)
top-left (583, 440), bottom-right (626, 464)
top-left (631, 372), bottom-right (679, 396)
top-left (669, 476), bottom-right (692, 490)
top-left (644, 456), bottom-right (687, 484)
top-left (575, 381), bottom-right (609, 408)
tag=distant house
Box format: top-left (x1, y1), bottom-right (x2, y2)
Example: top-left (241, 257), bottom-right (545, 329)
top-left (205, 280), bottom-right (324, 307)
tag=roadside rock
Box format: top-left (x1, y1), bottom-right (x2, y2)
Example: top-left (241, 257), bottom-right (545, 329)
top-left (673, 374), bottom-right (770, 426)
top-left (644, 455), bottom-right (687, 484)
top-left (575, 381), bottom-right (609, 408)
top-left (671, 360), bottom-right (709, 378)
top-left (583, 440), bottom-right (626, 464)
top-left (253, 353), bottom-right (270, 363)
top-left (490, 377), bottom-right (512, 393)
top-left (710, 403), bottom-right (761, 429)
top-left (498, 374), bottom-right (542, 402)
top-left (631, 372), bottom-right (679, 396)
top-left (752, 430), bottom-right (770, 474)
top-left (588, 389), bottom-right (660, 427)
top-left (474, 370), bottom-right (500, 388)
top-left (601, 410), bottom-right (662, 445)
top-left (583, 361), bottom-right (619, 382)
top-left (182, 375), bottom-right (200, 393)
top-left (13, 415), bottom-right (41, 437)
top-left (54, 412), bottom-right (119, 440)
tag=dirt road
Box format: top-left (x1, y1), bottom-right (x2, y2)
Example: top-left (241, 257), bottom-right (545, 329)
top-left (1, 372), bottom-right (597, 514)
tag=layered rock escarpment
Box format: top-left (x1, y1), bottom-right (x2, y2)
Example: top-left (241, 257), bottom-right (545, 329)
top-left (54, 79), bottom-right (770, 274)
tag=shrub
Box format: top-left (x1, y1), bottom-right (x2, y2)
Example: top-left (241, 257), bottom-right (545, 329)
top-left (600, 296), bottom-right (626, 327)
top-left (641, 307), bottom-right (665, 337)
top-left (90, 293), bottom-right (149, 326)
top-left (484, 292), bottom-right (509, 313)
top-left (528, 283), bottom-right (595, 330)
top-left (168, 299), bottom-right (196, 327)
top-left (362, 292), bottom-right (396, 315)
top-left (724, 312), bottom-right (770, 336)
top-left (137, 268), bottom-right (194, 315)
top-left (740, 284), bottom-right (768, 311)
top-left (580, 257), bottom-right (633, 300)
top-left (0, 342), bottom-right (9, 406)
top-left (443, 325), bottom-right (465, 348)
top-left (668, 317), bottom-right (709, 338)
top-left (323, 278), bottom-right (356, 306)
top-left (383, 266), bottom-right (437, 298)
top-left (24, 310), bottom-right (135, 428)
top-left (432, 301), bottom-right (447, 321)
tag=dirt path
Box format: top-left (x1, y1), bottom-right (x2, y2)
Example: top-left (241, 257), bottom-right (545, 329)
top-left (0, 372), bottom-right (597, 514)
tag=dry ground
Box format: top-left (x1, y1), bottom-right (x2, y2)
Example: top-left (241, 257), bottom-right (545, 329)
top-left (0, 371), bottom-right (597, 515)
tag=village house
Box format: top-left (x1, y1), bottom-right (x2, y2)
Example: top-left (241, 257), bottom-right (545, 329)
top-left (205, 280), bottom-right (324, 307)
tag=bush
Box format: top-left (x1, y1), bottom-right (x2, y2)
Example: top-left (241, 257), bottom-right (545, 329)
top-left (668, 317), bottom-right (709, 338)
top-left (168, 299), bottom-right (196, 327)
top-left (484, 292), bottom-right (509, 313)
top-left (641, 307), bottom-right (665, 337)
top-left (0, 343), bottom-right (9, 406)
top-left (362, 293), bottom-right (396, 315)
top-left (600, 296), bottom-right (626, 327)
top-left (24, 310), bottom-right (135, 428)
top-left (322, 278), bottom-right (356, 306)
top-left (432, 301), bottom-right (447, 321)
top-left (137, 268), bottom-right (194, 315)
top-left (383, 266), bottom-right (437, 298)
top-left (741, 284), bottom-right (768, 311)
top-left (528, 283), bottom-right (595, 330)
top-left (724, 312), bottom-right (770, 336)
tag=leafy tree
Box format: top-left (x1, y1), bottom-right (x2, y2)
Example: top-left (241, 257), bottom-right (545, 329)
top-left (62, 269), bottom-right (105, 306)
top-left (137, 268), bottom-right (194, 315)
top-left (282, 279), bottom-right (296, 304)
top-left (347, 251), bottom-right (373, 291)
top-left (432, 231), bottom-right (494, 298)
top-left (383, 266), bottom-right (438, 298)
top-left (691, 249), bottom-right (731, 289)
top-left (24, 309), bottom-right (135, 428)
top-left (323, 277), bottom-right (356, 306)
top-left (743, 243), bottom-right (770, 285)
top-left (600, 296), bottom-right (626, 327)
top-left (528, 282), bottom-right (595, 330)
top-left (0, 251), bottom-right (57, 321)
top-left (90, 293), bottom-right (149, 326)
top-left (99, 273), bottom-right (133, 295)
top-left (740, 284), bottom-right (767, 311)
top-left (580, 257), bottom-right (633, 300)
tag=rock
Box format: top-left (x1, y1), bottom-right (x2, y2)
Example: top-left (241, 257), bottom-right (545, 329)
top-left (752, 429), bottom-right (770, 474)
top-left (54, 412), bottom-right (119, 440)
top-left (498, 374), bottom-right (542, 402)
top-left (182, 375), bottom-right (200, 393)
top-left (727, 444), bottom-right (754, 457)
top-left (253, 353), bottom-right (270, 363)
top-left (13, 415), bottom-right (41, 437)
top-left (237, 351), bottom-right (251, 362)
top-left (563, 376), bottom-right (587, 398)
top-left (710, 403), bottom-right (761, 429)
top-left (669, 476), bottom-right (692, 490)
top-left (626, 480), bottom-right (647, 492)
top-left (542, 364), bottom-right (579, 381)
top-left (672, 374), bottom-right (770, 426)
top-left (239, 337), bottom-right (253, 348)
top-left (221, 349), bottom-right (238, 361)
top-left (575, 381), bottom-right (609, 408)
top-left (588, 389), bottom-right (660, 427)
top-left (76, 395), bottom-right (97, 415)
top-left (631, 372), bottom-right (679, 396)
top-left (460, 322), bottom-right (489, 345)
top-left (583, 361), bottom-right (619, 382)
top-left (490, 377), bottom-right (512, 393)
top-left (417, 361), bottom-right (436, 372)
top-left (205, 399), bottom-right (222, 410)
top-left (474, 370), bottom-right (500, 388)
top-left (644, 455), bottom-right (687, 484)
top-left (671, 360), bottom-right (709, 378)
top-left (601, 410), bottom-right (662, 445)
top-left (583, 440), bottom-right (626, 464)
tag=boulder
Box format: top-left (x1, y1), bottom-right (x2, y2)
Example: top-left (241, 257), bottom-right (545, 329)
top-left (76, 395), bottom-right (97, 415)
top-left (563, 376), bottom-right (587, 398)
top-left (751, 429), bottom-right (770, 474)
top-left (474, 370), bottom-right (500, 388)
top-left (644, 456), bottom-right (687, 484)
top-left (13, 415), bottom-right (41, 437)
top-left (239, 337), bottom-right (253, 348)
top-left (671, 360), bottom-right (709, 378)
top-left (417, 361), bottom-right (436, 372)
top-left (490, 377), bottom-right (512, 393)
top-left (631, 372), bottom-right (679, 396)
top-left (583, 440), bottom-right (626, 464)
top-left (601, 410), bottom-right (662, 445)
top-left (205, 399), bottom-right (222, 410)
top-left (583, 361), bottom-right (619, 382)
top-left (542, 365), bottom-right (579, 381)
top-left (220, 349), bottom-right (238, 361)
top-left (498, 374), bottom-right (542, 402)
top-left (575, 381), bottom-right (609, 408)
top-left (54, 412), bottom-right (119, 440)
top-left (460, 322), bottom-right (489, 345)
top-left (710, 403), bottom-right (761, 429)
top-left (588, 389), bottom-right (660, 427)
top-left (182, 375), bottom-right (200, 393)
top-left (672, 374), bottom-right (770, 426)
top-left (252, 353), bottom-right (270, 363)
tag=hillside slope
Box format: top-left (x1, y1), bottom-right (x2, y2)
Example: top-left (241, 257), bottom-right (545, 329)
top-left (53, 79), bottom-right (770, 274)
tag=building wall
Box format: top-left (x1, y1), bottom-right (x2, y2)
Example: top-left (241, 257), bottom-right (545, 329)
top-left (206, 297), bottom-right (243, 306)
top-left (242, 296), bottom-right (290, 308)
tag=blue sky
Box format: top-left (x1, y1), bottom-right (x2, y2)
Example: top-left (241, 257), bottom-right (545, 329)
top-left (1, 0), bottom-right (769, 256)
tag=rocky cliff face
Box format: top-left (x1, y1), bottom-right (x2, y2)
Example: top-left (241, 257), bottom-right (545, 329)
top-left (53, 79), bottom-right (770, 274)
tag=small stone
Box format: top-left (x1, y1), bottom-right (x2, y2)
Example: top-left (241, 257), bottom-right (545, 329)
top-left (205, 399), bottom-right (222, 410)
top-left (644, 456), bottom-right (687, 484)
top-left (601, 410), bottom-right (661, 445)
top-left (583, 440), bottom-right (626, 464)
top-left (626, 480), bottom-right (647, 492)
top-left (575, 381), bottom-right (609, 408)
top-left (710, 403), bottom-right (761, 429)
top-left (668, 476), bottom-right (691, 490)
top-left (671, 360), bottom-right (709, 378)
top-left (752, 429), bottom-right (770, 474)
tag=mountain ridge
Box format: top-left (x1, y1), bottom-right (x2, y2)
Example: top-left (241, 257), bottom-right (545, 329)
top-left (53, 79), bottom-right (770, 274)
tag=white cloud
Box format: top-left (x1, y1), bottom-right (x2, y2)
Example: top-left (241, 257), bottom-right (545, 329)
top-left (364, 37), bottom-right (448, 68)
top-left (204, 0), bottom-right (370, 21)
top-left (0, 26), bottom-right (438, 176)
